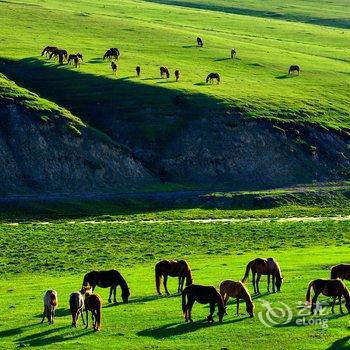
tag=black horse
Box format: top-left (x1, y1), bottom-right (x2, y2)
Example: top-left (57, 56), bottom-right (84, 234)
top-left (288, 65), bottom-right (300, 75)
top-left (197, 37), bottom-right (203, 47)
top-left (206, 73), bottom-right (220, 84)
top-left (182, 284), bottom-right (225, 323)
top-left (82, 270), bottom-right (130, 303)
top-left (103, 48), bottom-right (120, 60)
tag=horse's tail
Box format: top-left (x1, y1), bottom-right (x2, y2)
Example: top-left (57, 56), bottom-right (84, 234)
top-left (182, 287), bottom-right (188, 316)
top-left (242, 260), bottom-right (255, 283)
top-left (95, 301), bottom-right (102, 331)
top-left (330, 266), bottom-right (338, 279)
top-left (155, 264), bottom-right (162, 294)
top-left (186, 268), bottom-right (193, 286)
top-left (50, 293), bottom-right (57, 307)
top-left (305, 281), bottom-right (314, 305)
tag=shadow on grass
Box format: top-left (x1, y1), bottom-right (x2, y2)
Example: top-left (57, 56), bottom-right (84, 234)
top-left (182, 45), bottom-right (198, 48)
top-left (213, 58), bottom-right (231, 62)
top-left (0, 323), bottom-right (38, 338)
top-left (137, 317), bottom-right (247, 338)
top-left (35, 308), bottom-right (71, 318)
top-left (275, 74), bottom-right (293, 80)
top-left (326, 336), bottom-right (350, 350)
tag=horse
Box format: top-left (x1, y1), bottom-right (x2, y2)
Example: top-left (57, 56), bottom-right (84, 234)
top-left (41, 46), bottom-right (58, 57)
top-left (67, 54), bottom-right (82, 68)
top-left (206, 73), bottom-right (220, 84)
top-left (80, 287), bottom-right (102, 331)
top-left (182, 284), bottom-right (225, 323)
top-left (160, 66), bottom-right (170, 78)
top-left (242, 257), bottom-right (283, 294)
top-left (155, 259), bottom-right (193, 295)
top-left (41, 290), bottom-right (58, 325)
top-left (136, 66), bottom-right (141, 77)
top-left (111, 62), bottom-right (118, 75)
top-left (49, 49), bottom-right (67, 61)
top-left (219, 280), bottom-right (254, 317)
top-left (231, 48), bottom-right (236, 59)
top-left (103, 48), bottom-right (120, 60)
top-left (69, 292), bottom-right (85, 328)
top-left (288, 65), bottom-right (300, 75)
top-left (331, 264), bottom-right (350, 281)
top-left (197, 37), bottom-right (203, 47)
top-left (306, 279), bottom-right (350, 314)
top-left (82, 269), bottom-right (130, 303)
top-left (175, 70), bottom-right (180, 82)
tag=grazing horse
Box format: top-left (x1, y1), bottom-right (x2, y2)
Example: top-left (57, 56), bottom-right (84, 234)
top-left (80, 287), bottom-right (102, 331)
top-left (160, 66), bottom-right (170, 78)
top-left (306, 279), bottom-right (350, 314)
top-left (68, 54), bottom-right (82, 68)
top-left (242, 257), bottom-right (283, 294)
top-left (82, 270), bottom-right (130, 303)
top-left (69, 292), bottom-right (85, 328)
top-left (41, 290), bottom-right (58, 325)
top-left (331, 264), bottom-right (350, 281)
top-left (155, 259), bottom-right (193, 295)
top-left (41, 46), bottom-right (58, 57)
top-left (206, 73), bottom-right (220, 84)
top-left (197, 37), bottom-right (203, 47)
top-left (182, 284), bottom-right (225, 323)
top-left (231, 48), bottom-right (237, 58)
top-left (219, 280), bottom-right (254, 317)
top-left (288, 65), bottom-right (300, 75)
top-left (103, 48), bottom-right (120, 60)
top-left (136, 66), bottom-right (141, 77)
top-left (175, 70), bottom-right (180, 82)
top-left (111, 62), bottom-right (118, 75)
top-left (49, 49), bottom-right (68, 61)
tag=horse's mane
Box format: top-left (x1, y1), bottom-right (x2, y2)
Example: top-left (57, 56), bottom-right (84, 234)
top-left (274, 260), bottom-right (283, 280)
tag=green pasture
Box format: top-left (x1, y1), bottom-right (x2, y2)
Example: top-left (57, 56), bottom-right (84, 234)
top-left (0, 218), bottom-right (349, 349)
top-left (0, 0), bottom-right (349, 146)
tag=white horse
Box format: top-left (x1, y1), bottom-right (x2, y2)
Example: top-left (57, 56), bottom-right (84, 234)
top-left (41, 290), bottom-right (58, 325)
top-left (69, 292), bottom-right (85, 327)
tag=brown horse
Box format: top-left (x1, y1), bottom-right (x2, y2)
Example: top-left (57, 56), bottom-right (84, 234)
top-left (182, 284), bottom-right (225, 323)
top-left (80, 286), bottom-right (102, 331)
top-left (160, 66), bottom-right (170, 78)
top-left (242, 257), bottom-right (283, 294)
top-left (155, 259), bottom-right (193, 295)
top-left (288, 65), bottom-right (300, 75)
top-left (197, 37), bottom-right (203, 47)
top-left (136, 66), bottom-right (141, 77)
top-left (49, 49), bottom-right (68, 61)
top-left (306, 279), bottom-right (350, 314)
top-left (175, 70), bottom-right (180, 82)
top-left (67, 54), bottom-right (82, 68)
top-left (219, 280), bottom-right (254, 317)
top-left (111, 62), bottom-right (118, 75)
top-left (41, 290), bottom-right (58, 325)
top-left (331, 264), bottom-right (350, 281)
top-left (103, 48), bottom-right (120, 60)
top-left (231, 48), bottom-right (236, 58)
top-left (69, 291), bottom-right (85, 328)
top-left (206, 73), bottom-right (220, 84)
top-left (41, 46), bottom-right (58, 57)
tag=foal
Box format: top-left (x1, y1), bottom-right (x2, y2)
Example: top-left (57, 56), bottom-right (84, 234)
top-left (69, 291), bottom-right (85, 328)
top-left (41, 290), bottom-right (58, 325)
top-left (81, 286), bottom-right (103, 331)
top-left (219, 280), bottom-right (254, 317)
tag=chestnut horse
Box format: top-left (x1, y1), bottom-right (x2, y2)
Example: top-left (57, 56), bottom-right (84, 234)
top-left (331, 264), bottom-right (350, 281)
top-left (206, 73), bottom-right (220, 84)
top-left (41, 46), bottom-right (58, 57)
top-left (160, 66), bottom-right (170, 78)
top-left (197, 37), bottom-right (203, 47)
top-left (219, 280), bottom-right (254, 317)
top-left (41, 290), bottom-right (58, 325)
top-left (80, 287), bottom-right (102, 331)
top-left (82, 269), bottom-right (130, 303)
top-left (182, 284), bottom-right (225, 323)
top-left (288, 65), bottom-right (300, 75)
top-left (242, 257), bottom-right (283, 294)
top-left (69, 291), bottom-right (85, 328)
top-left (155, 259), bottom-right (193, 295)
top-left (306, 279), bottom-right (350, 314)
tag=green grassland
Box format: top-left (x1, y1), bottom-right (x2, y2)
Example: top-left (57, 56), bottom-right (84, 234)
top-left (0, 0), bottom-right (349, 146)
top-left (0, 217), bottom-right (349, 349)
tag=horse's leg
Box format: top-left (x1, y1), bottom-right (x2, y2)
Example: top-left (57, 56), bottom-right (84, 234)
top-left (108, 287), bottom-right (113, 303)
top-left (164, 275), bottom-right (170, 296)
top-left (187, 298), bottom-right (195, 322)
top-left (207, 302), bottom-right (215, 322)
top-left (252, 272), bottom-right (256, 294)
top-left (272, 273), bottom-right (276, 293)
top-left (181, 276), bottom-right (185, 292)
top-left (41, 306), bottom-right (46, 323)
top-left (177, 277), bottom-right (181, 294)
top-left (339, 296), bottom-right (343, 314)
top-left (267, 274), bottom-right (271, 293)
top-left (331, 297), bottom-right (336, 314)
top-left (256, 274), bottom-right (261, 295)
top-left (81, 309), bottom-right (85, 325)
top-left (113, 286), bottom-right (117, 303)
top-left (85, 310), bottom-right (89, 329)
top-left (236, 298), bottom-right (240, 316)
top-left (311, 292), bottom-right (320, 314)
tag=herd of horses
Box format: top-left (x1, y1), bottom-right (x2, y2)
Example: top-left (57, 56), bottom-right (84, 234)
top-left (40, 36), bottom-right (300, 85)
top-left (41, 260), bottom-right (350, 331)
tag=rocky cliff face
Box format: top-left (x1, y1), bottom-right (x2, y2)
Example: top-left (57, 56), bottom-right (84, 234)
top-left (159, 118), bottom-right (350, 189)
top-left (0, 101), bottom-right (155, 194)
